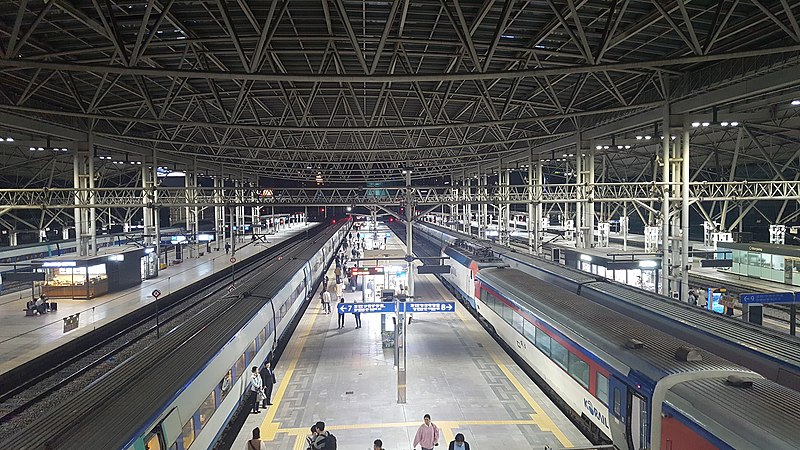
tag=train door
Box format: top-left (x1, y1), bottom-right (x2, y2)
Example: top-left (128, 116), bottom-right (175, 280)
top-left (608, 377), bottom-right (628, 448)
top-left (627, 389), bottom-right (648, 450)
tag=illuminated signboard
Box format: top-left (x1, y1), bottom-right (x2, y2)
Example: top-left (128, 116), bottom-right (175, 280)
top-left (170, 235), bottom-right (187, 244)
top-left (349, 266), bottom-right (385, 276)
top-left (42, 261), bottom-right (77, 267)
top-left (197, 234), bottom-right (215, 242)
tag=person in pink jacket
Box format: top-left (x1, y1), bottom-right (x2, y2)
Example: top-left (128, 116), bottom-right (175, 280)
top-left (412, 414), bottom-right (440, 450)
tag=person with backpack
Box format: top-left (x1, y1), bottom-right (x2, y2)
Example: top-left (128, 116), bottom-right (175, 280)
top-left (245, 427), bottom-right (266, 450)
top-left (310, 421), bottom-right (336, 449)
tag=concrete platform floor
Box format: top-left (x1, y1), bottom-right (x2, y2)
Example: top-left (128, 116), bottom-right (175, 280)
top-left (233, 229), bottom-right (589, 450)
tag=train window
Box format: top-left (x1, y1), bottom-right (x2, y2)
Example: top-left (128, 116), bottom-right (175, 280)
top-left (568, 353), bottom-right (589, 389)
top-left (245, 339), bottom-right (257, 365)
top-left (550, 340), bottom-right (569, 370)
top-left (502, 302), bottom-right (513, 325)
top-left (613, 388), bottom-right (621, 416)
top-left (235, 354), bottom-right (246, 381)
top-left (181, 419), bottom-right (195, 449)
top-left (144, 430), bottom-right (163, 450)
top-left (596, 373), bottom-right (609, 406)
top-left (512, 311), bottom-right (523, 334)
top-left (523, 321), bottom-right (536, 343)
top-left (197, 391), bottom-right (216, 430)
top-left (535, 328), bottom-right (551, 356)
top-left (219, 370), bottom-right (233, 402)
top-left (258, 328), bottom-right (267, 348)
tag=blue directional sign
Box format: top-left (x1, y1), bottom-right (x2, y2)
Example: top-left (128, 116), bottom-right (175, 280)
top-left (335, 301), bottom-right (457, 314)
top-left (404, 301), bottom-right (456, 313)
top-left (739, 292), bottom-right (796, 304)
top-left (337, 302), bottom-right (396, 314)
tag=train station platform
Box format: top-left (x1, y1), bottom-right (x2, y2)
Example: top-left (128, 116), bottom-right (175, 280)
top-left (0, 223), bottom-right (315, 376)
top-left (232, 226), bottom-right (590, 450)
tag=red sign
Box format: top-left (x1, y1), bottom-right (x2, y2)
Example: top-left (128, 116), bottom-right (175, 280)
top-left (230, 257), bottom-right (236, 264)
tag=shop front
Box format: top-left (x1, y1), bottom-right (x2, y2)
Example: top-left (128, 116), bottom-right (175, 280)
top-left (36, 249), bottom-right (147, 300)
top-left (565, 249), bottom-right (661, 293)
top-left (719, 242), bottom-right (800, 286)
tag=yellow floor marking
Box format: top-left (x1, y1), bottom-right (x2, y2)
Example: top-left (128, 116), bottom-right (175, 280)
top-left (278, 419), bottom-right (544, 435)
top-left (260, 302), bottom-right (322, 440)
top-left (431, 279), bottom-right (574, 448)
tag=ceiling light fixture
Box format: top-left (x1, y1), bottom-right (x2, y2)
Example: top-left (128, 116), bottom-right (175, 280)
top-left (730, 121), bottom-right (739, 126)
top-left (644, 135), bottom-right (651, 140)
top-left (691, 122), bottom-right (700, 127)
top-left (636, 135), bottom-right (643, 140)
top-left (5, 137), bottom-right (13, 142)
top-left (701, 122), bottom-right (710, 127)
top-left (792, 100), bottom-right (800, 106)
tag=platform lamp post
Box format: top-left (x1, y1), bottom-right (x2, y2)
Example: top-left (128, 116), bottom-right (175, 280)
top-left (397, 166), bottom-right (414, 403)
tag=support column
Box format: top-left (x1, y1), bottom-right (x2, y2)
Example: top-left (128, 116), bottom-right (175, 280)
top-left (185, 161), bottom-right (198, 258)
top-left (661, 104), bottom-right (671, 297)
top-left (535, 161), bottom-right (543, 255)
top-left (528, 148), bottom-right (534, 254)
top-left (466, 175), bottom-right (472, 236)
top-left (574, 133), bottom-right (583, 248)
top-left (498, 158), bottom-right (510, 245)
top-left (586, 144), bottom-right (596, 247)
top-left (73, 139), bottom-right (96, 256)
top-left (214, 175), bottom-right (226, 251)
top-left (681, 127), bottom-right (690, 302)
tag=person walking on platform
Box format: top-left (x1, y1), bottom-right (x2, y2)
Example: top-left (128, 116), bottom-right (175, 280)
top-left (338, 298), bottom-right (346, 329)
top-left (250, 367), bottom-right (263, 414)
top-left (448, 433), bottom-right (470, 450)
top-left (322, 289), bottom-right (332, 314)
top-left (412, 414), bottom-right (440, 450)
top-left (260, 362), bottom-right (276, 408)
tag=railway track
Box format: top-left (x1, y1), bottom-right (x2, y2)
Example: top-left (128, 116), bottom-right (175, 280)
top-left (0, 234), bottom-right (313, 440)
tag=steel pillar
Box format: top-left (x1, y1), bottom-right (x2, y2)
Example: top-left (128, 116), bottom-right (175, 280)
top-left (214, 175), bottom-right (225, 251)
top-left (661, 104), bottom-right (671, 297)
top-left (73, 139), bottom-right (96, 256)
top-left (681, 128), bottom-right (691, 302)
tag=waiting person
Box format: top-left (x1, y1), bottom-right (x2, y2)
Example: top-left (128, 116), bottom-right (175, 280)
top-left (225, 242), bottom-right (231, 254)
top-left (354, 308), bottom-right (362, 329)
top-left (322, 289), bottom-right (332, 314)
top-left (250, 366), bottom-right (263, 413)
top-left (310, 421), bottom-right (335, 449)
top-left (305, 425), bottom-right (317, 450)
top-left (260, 361), bottom-right (277, 408)
top-left (34, 295), bottom-right (47, 314)
top-left (373, 439), bottom-right (385, 450)
top-left (448, 433), bottom-right (470, 450)
top-left (337, 298), bottom-right (346, 328)
top-left (246, 427), bottom-right (266, 450)
top-left (323, 275), bottom-right (329, 291)
top-left (412, 414), bottom-right (440, 450)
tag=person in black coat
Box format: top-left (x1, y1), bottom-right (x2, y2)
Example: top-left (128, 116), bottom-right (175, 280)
top-left (260, 362), bottom-right (277, 408)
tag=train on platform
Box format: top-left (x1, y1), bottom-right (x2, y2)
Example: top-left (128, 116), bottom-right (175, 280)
top-left (0, 221), bottom-right (349, 450)
top-left (414, 222), bottom-right (800, 450)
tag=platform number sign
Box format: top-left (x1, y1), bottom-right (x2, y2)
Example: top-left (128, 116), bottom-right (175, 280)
top-left (152, 289), bottom-right (161, 299)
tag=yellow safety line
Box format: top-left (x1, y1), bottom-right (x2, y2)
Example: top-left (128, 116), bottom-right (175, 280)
top-left (260, 299), bottom-right (322, 440)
